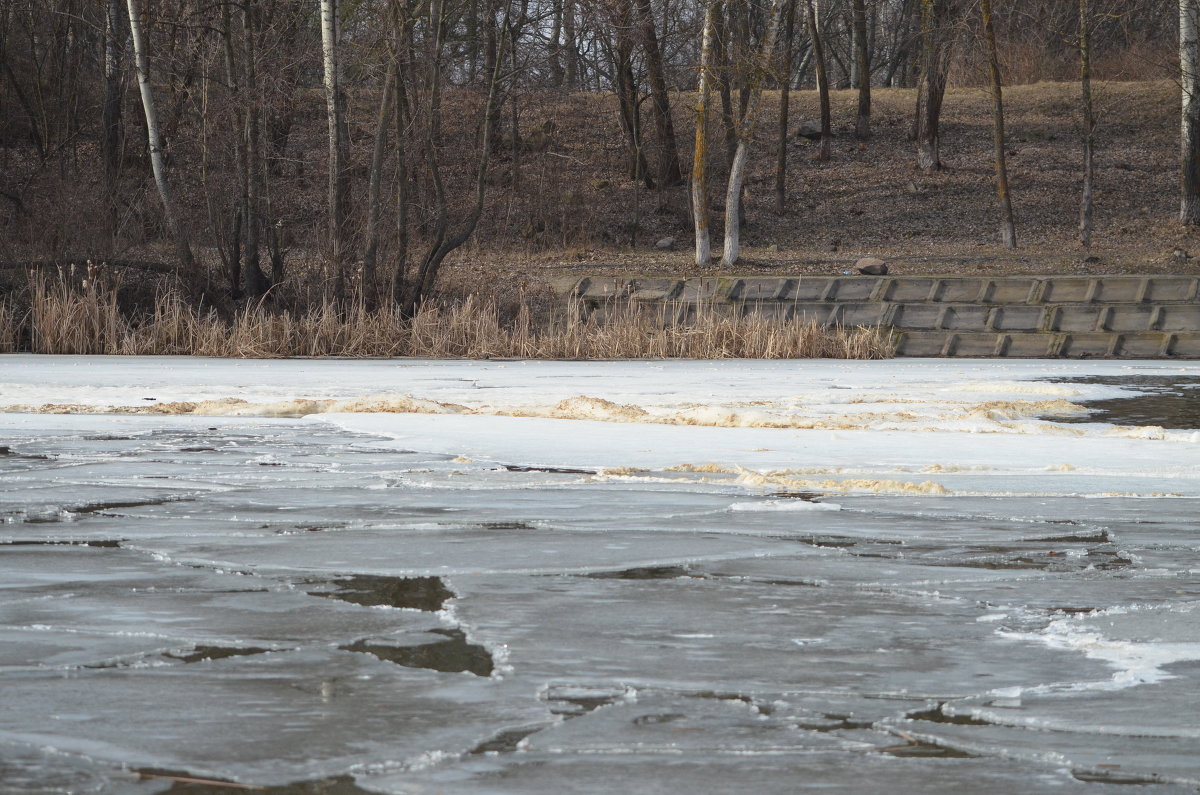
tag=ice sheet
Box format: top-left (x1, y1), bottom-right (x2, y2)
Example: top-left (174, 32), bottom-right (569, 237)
top-left (2, 355), bottom-right (1199, 791)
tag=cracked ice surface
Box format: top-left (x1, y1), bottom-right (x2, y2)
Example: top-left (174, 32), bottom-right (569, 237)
top-left (1, 355), bottom-right (1199, 793)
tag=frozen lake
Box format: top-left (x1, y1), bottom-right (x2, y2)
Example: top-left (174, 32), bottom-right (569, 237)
top-left (1, 355), bottom-right (1199, 793)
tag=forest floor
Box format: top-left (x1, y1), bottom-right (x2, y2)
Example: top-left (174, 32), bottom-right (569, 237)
top-left (434, 78), bottom-right (1200, 303)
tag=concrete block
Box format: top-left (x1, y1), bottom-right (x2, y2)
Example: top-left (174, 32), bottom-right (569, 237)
top-left (827, 278), bottom-right (879, 301)
top-left (744, 302), bottom-right (794, 320)
top-left (895, 332), bottom-right (951, 357)
top-left (1145, 277), bottom-right (1200, 302)
top-left (1042, 278), bottom-right (1096, 303)
top-left (991, 306), bottom-right (1046, 331)
top-left (676, 278), bottom-right (723, 303)
top-left (1103, 305), bottom-right (1156, 332)
top-left (832, 303), bottom-right (887, 327)
top-left (884, 278), bottom-right (937, 302)
top-left (630, 278), bottom-right (681, 302)
top-left (936, 279), bottom-right (988, 302)
top-left (1114, 333), bottom-right (1169, 358)
top-left (980, 279), bottom-right (1036, 304)
top-left (579, 277), bottom-right (632, 300)
top-left (892, 304), bottom-right (944, 330)
top-left (1157, 305), bottom-right (1200, 332)
top-left (732, 278), bottom-right (794, 302)
top-left (1000, 333), bottom-right (1054, 358)
top-left (942, 305), bottom-right (992, 329)
top-left (1050, 306), bottom-right (1102, 332)
top-left (783, 278), bottom-right (834, 301)
top-left (792, 304), bottom-right (832, 326)
top-left (1093, 277), bottom-right (1148, 303)
top-left (1059, 333), bottom-right (1114, 358)
top-left (948, 333), bottom-right (1003, 356)
top-left (1167, 334), bottom-right (1200, 357)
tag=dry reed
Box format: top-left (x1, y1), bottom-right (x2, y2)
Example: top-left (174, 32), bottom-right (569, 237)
top-left (9, 276), bottom-right (895, 360)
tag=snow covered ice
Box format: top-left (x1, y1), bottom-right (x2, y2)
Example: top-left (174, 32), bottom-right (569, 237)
top-left (1, 355), bottom-right (1199, 793)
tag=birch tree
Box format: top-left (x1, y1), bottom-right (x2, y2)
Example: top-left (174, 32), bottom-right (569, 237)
top-left (693, 0), bottom-right (718, 266)
top-left (126, 0), bottom-right (195, 270)
top-left (1182, 0), bottom-right (1200, 224)
top-left (721, 0), bottom-right (785, 268)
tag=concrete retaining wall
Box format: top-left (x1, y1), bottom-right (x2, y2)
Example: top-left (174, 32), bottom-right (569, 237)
top-left (567, 275), bottom-right (1200, 359)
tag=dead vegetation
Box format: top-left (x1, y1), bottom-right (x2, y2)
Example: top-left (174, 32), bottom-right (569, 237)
top-left (4, 275), bottom-right (893, 360)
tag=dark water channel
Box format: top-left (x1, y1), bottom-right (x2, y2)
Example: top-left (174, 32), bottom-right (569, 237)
top-left (1051, 376), bottom-right (1200, 429)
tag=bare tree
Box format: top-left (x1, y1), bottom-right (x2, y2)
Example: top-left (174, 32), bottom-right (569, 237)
top-left (126, 0), bottom-right (195, 270)
top-left (1079, 0), bottom-right (1095, 244)
top-left (981, 0), bottom-right (1015, 247)
top-left (103, 0), bottom-right (125, 243)
top-left (1182, 0), bottom-right (1200, 224)
top-left (321, 0), bottom-right (352, 294)
top-left (693, 0), bottom-right (719, 266)
top-left (400, 0), bottom-right (511, 316)
top-left (915, 0), bottom-right (951, 170)
top-left (634, 0), bottom-right (684, 188)
top-left (804, 0), bottom-right (832, 161)
top-left (775, 0), bottom-right (797, 213)
top-left (722, 0), bottom-right (786, 268)
top-left (852, 0), bottom-right (871, 139)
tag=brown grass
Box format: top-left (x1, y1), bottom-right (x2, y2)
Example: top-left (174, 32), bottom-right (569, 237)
top-left (11, 276), bottom-right (894, 360)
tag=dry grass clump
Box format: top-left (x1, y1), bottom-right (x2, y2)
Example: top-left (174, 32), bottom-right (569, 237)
top-left (0, 301), bottom-right (18, 353)
top-left (8, 276), bottom-right (894, 360)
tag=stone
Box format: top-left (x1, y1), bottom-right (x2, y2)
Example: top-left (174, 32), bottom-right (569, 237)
top-left (654, 237), bottom-right (675, 251)
top-left (854, 257), bottom-right (889, 276)
top-left (794, 120), bottom-right (822, 140)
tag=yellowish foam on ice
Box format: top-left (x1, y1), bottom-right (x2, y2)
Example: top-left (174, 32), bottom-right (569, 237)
top-left (735, 469), bottom-right (951, 496)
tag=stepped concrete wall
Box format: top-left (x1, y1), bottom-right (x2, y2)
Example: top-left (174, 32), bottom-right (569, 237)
top-left (566, 275), bottom-right (1200, 359)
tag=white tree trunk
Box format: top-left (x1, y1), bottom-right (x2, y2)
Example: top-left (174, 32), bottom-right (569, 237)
top-left (692, 0), bottom-right (717, 267)
top-left (321, 0), bottom-right (350, 275)
top-left (721, 0), bottom-right (785, 269)
top-left (126, 0), bottom-right (194, 269)
top-left (1181, 0), bottom-right (1200, 224)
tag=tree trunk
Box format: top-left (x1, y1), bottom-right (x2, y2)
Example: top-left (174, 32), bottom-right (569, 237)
top-left (241, 0), bottom-right (270, 297)
top-left (126, 0), bottom-right (195, 271)
top-left (634, 0), bottom-right (683, 188)
top-left (1182, 0), bottom-right (1200, 224)
top-left (320, 0), bottom-right (352, 294)
top-left (722, 0), bottom-right (785, 268)
top-left (981, 0), bottom-right (1015, 248)
top-left (715, 0), bottom-right (738, 168)
top-left (805, 0), bottom-right (831, 161)
top-left (1079, 0), bottom-right (1095, 245)
top-left (915, 0), bottom-right (948, 171)
top-left (103, 0), bottom-right (125, 243)
top-left (611, 7), bottom-right (653, 188)
top-left (549, 0), bottom-right (564, 87)
top-left (852, 0), bottom-right (871, 140)
top-left (393, 61), bottom-right (409, 299)
top-left (364, 68), bottom-right (396, 286)
top-left (775, 0), bottom-right (796, 214)
top-left (563, 0), bottom-right (577, 87)
top-left (401, 0), bottom-right (508, 317)
top-left (693, 0), bottom-right (718, 266)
